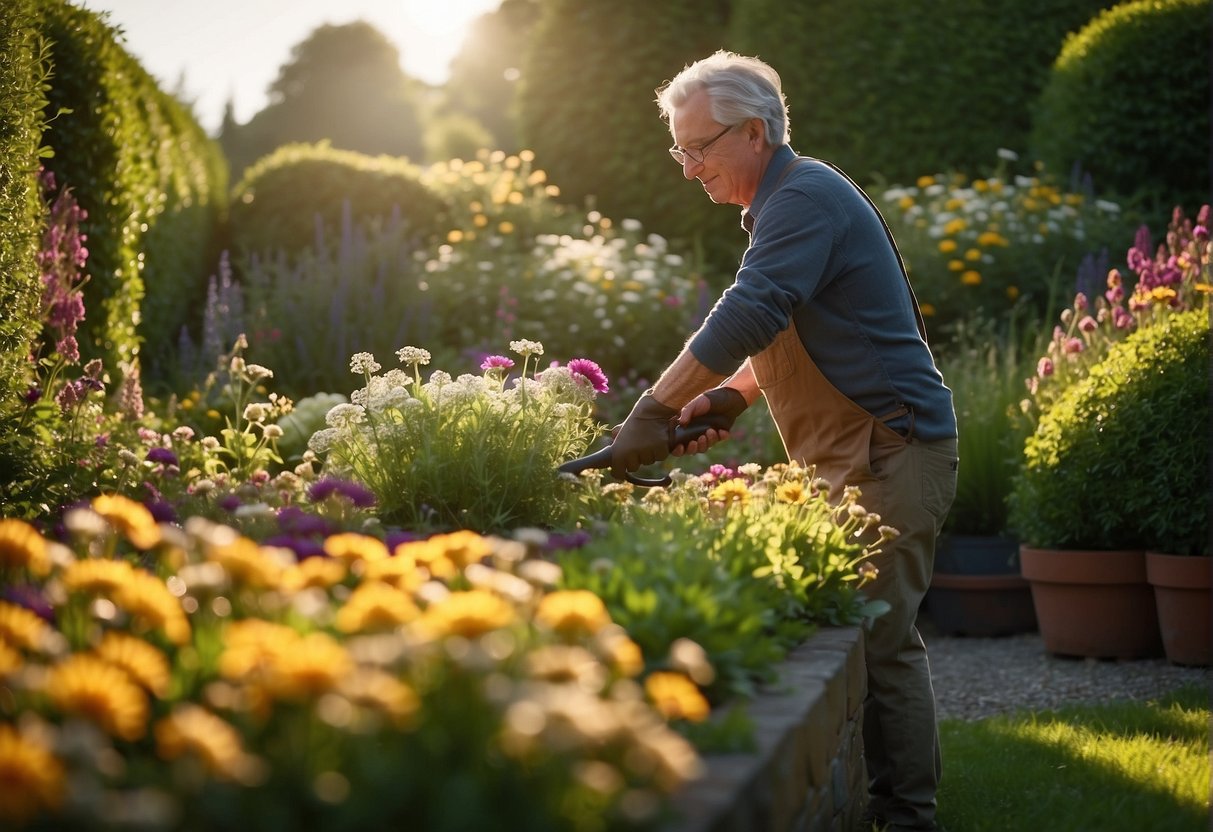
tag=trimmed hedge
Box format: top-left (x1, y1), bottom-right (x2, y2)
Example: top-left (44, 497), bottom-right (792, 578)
top-left (516, 0), bottom-right (747, 287)
top-left (1030, 0), bottom-right (1211, 214)
top-left (38, 0), bottom-right (227, 374)
top-left (731, 0), bottom-right (1115, 186)
top-left (227, 142), bottom-right (451, 259)
top-left (1009, 308), bottom-right (1211, 553)
top-left (0, 0), bottom-right (49, 410)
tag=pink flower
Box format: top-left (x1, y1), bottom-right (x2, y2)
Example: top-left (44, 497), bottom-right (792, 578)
top-left (1037, 357), bottom-right (1054, 378)
top-left (567, 358), bottom-right (609, 394)
top-left (480, 355), bottom-right (515, 372)
top-left (1073, 293), bottom-right (1088, 312)
top-left (1064, 338), bottom-right (1083, 355)
top-left (1077, 316), bottom-right (1097, 334)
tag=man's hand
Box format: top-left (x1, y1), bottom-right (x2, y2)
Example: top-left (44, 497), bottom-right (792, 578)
top-left (672, 386), bottom-right (749, 456)
top-left (610, 393), bottom-right (678, 479)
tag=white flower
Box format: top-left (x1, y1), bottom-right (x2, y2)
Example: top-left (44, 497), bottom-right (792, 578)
top-left (243, 402), bottom-right (268, 423)
top-left (996, 147), bottom-right (1020, 161)
top-left (350, 352), bottom-right (381, 375)
top-left (244, 363), bottom-right (274, 382)
top-left (325, 403), bottom-right (366, 428)
top-left (509, 339), bottom-right (544, 358)
top-left (308, 428), bottom-right (339, 453)
top-left (396, 346), bottom-right (431, 366)
top-left (261, 424), bottom-right (284, 439)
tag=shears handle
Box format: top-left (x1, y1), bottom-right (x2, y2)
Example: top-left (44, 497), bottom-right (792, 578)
top-left (557, 412), bottom-right (734, 487)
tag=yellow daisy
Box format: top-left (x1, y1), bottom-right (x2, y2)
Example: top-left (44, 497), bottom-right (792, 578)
top-left (218, 619), bottom-right (299, 679)
top-left (94, 631), bottom-right (171, 697)
top-left (419, 589), bottom-right (516, 639)
top-left (0, 518), bottom-right (49, 575)
top-left (0, 723), bottom-right (65, 825)
top-left (280, 556), bottom-right (347, 592)
top-left (644, 671), bottom-right (710, 723)
top-left (363, 551), bottom-right (425, 591)
top-left (340, 669), bottom-right (420, 726)
top-left (335, 582), bottom-right (419, 633)
top-left (708, 479), bottom-right (751, 506)
top-left (0, 638), bottom-right (22, 676)
top-left (47, 653), bottom-right (149, 741)
top-left (266, 632), bottom-right (353, 701)
top-left (61, 557), bottom-right (135, 595)
top-left (0, 601), bottom-right (52, 652)
top-left (205, 536), bottom-right (284, 588)
top-left (113, 569), bottom-right (191, 645)
top-left (775, 481), bottom-right (808, 505)
top-left (534, 590), bottom-right (611, 636)
top-left (323, 533), bottom-right (390, 564)
top-left (155, 703), bottom-right (258, 782)
top-left (91, 494), bottom-right (161, 549)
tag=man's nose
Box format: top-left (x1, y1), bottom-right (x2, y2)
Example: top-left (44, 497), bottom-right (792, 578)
top-left (682, 157), bottom-right (702, 180)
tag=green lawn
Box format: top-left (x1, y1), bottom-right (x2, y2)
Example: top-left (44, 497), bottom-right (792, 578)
top-left (937, 684), bottom-right (1210, 832)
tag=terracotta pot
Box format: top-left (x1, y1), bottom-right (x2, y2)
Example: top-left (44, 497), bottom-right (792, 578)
top-left (925, 535), bottom-right (1036, 636)
top-left (1146, 552), bottom-right (1212, 666)
top-left (1019, 546), bottom-right (1163, 659)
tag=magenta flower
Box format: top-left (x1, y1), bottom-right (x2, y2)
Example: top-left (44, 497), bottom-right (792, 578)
top-left (480, 355), bottom-right (515, 372)
top-left (145, 447), bottom-right (179, 467)
top-left (567, 358), bottom-right (609, 394)
top-left (1077, 315), bottom-right (1098, 334)
top-left (1037, 357), bottom-right (1055, 378)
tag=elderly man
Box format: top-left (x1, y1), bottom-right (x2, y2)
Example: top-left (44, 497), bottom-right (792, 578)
top-left (609, 50), bottom-right (959, 832)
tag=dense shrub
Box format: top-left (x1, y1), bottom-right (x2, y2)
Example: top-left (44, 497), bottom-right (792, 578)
top-left (0, 0), bottom-right (48, 410)
top-left (227, 142), bottom-right (451, 260)
top-left (516, 0), bottom-right (745, 287)
top-left (1029, 0), bottom-right (1211, 215)
top-left (1009, 308), bottom-right (1210, 553)
top-left (731, 0), bottom-right (1114, 185)
top-left (37, 0), bottom-right (227, 373)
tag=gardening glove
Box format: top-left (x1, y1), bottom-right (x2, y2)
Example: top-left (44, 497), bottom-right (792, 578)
top-left (673, 387), bottom-right (750, 455)
top-left (610, 392), bottom-right (679, 480)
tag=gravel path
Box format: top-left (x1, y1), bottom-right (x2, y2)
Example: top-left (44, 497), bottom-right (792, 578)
top-left (920, 625), bottom-right (1209, 721)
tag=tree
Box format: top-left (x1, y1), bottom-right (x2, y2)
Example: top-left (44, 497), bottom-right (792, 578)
top-left (221, 21), bottom-right (425, 178)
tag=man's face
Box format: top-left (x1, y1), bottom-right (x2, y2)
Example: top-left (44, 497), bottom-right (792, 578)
top-left (670, 89), bottom-right (764, 207)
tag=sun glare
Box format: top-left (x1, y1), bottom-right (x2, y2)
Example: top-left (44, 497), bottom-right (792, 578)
top-left (369, 0), bottom-right (499, 85)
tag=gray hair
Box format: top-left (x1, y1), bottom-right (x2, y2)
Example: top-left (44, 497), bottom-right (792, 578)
top-left (656, 50), bottom-right (790, 146)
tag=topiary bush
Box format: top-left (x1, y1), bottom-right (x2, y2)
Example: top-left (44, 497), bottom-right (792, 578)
top-left (0, 0), bottom-right (49, 410)
top-left (1009, 308), bottom-right (1210, 553)
top-left (1029, 0), bottom-right (1211, 216)
top-left (731, 0), bottom-right (1112, 186)
top-left (37, 0), bottom-right (227, 375)
top-left (227, 141), bottom-right (451, 259)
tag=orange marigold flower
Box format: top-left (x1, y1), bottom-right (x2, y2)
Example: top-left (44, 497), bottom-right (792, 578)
top-left (429, 530), bottom-right (493, 569)
top-left (364, 551), bottom-right (424, 591)
top-left (280, 557), bottom-right (347, 592)
top-left (0, 518), bottom-right (49, 575)
top-left (265, 632), bottom-right (353, 701)
top-left (113, 569), bottom-right (191, 645)
top-left (644, 671), bottom-right (710, 723)
top-left (206, 536), bottom-right (284, 588)
top-left (535, 589), bottom-right (611, 636)
top-left (91, 494), bottom-right (161, 549)
top-left (218, 619), bottom-right (298, 679)
top-left (47, 653), bottom-right (148, 741)
top-left (62, 558), bottom-right (135, 596)
top-left (0, 723), bottom-right (65, 825)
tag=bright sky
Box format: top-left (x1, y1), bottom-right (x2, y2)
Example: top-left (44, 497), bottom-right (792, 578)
top-left (79, 0), bottom-right (502, 135)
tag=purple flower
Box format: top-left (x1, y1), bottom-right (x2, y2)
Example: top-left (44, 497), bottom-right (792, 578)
top-left (276, 505), bottom-right (334, 537)
top-left (145, 447), bottom-right (179, 467)
top-left (2, 585), bottom-right (55, 623)
top-left (544, 529), bottom-right (592, 552)
top-left (145, 500), bottom-right (177, 524)
top-left (307, 477), bottom-right (377, 508)
top-left (24, 386), bottom-right (41, 404)
top-left (567, 358), bottom-right (609, 394)
top-left (218, 494), bottom-right (242, 513)
top-left (386, 529), bottom-right (427, 549)
top-left (263, 534), bottom-right (327, 561)
top-left (480, 355), bottom-right (515, 372)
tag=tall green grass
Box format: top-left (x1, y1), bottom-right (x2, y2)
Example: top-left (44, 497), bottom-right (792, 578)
top-left (937, 684), bottom-right (1210, 831)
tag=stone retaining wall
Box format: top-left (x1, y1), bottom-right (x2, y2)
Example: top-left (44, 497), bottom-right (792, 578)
top-left (666, 627), bottom-right (867, 832)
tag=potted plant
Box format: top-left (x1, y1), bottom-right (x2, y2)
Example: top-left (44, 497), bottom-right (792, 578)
top-left (923, 315), bottom-right (1037, 636)
top-left (1009, 306), bottom-right (1207, 658)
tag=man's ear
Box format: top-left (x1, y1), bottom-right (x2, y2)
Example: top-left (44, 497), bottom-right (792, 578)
top-left (747, 118), bottom-right (766, 149)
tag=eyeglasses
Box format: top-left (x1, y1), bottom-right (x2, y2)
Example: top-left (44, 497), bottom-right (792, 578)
top-left (668, 123), bottom-right (736, 165)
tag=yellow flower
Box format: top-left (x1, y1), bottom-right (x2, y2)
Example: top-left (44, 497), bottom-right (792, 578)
top-left (947, 259), bottom-right (965, 272)
top-left (964, 248), bottom-right (982, 261)
top-left (920, 303), bottom-right (937, 317)
top-left (775, 481), bottom-right (808, 504)
top-left (973, 179), bottom-right (989, 192)
top-left (447, 229), bottom-right (464, 243)
top-left (340, 668), bottom-right (420, 726)
top-left (430, 530), bottom-right (493, 569)
top-left (420, 589), bottom-right (516, 639)
top-left (915, 175), bottom-right (935, 188)
top-left (219, 619), bottom-right (298, 679)
top-left (942, 218), bottom-right (967, 236)
top-left (91, 494), bottom-right (161, 549)
top-left (897, 195), bottom-right (914, 211)
top-left (1006, 286), bottom-right (1020, 300)
top-left (113, 569), bottom-right (191, 645)
top-left (206, 536), bottom-right (284, 588)
top-left (1151, 286), bottom-right (1178, 303)
top-left (961, 270), bottom-right (982, 286)
top-left (94, 631), bottom-right (171, 696)
top-left (473, 213), bottom-right (489, 227)
top-left (62, 557), bottom-right (134, 595)
top-left (498, 220), bottom-right (515, 234)
top-left (535, 590), bottom-right (611, 636)
top-left (266, 632), bottom-right (353, 701)
top-left (708, 479), bottom-right (751, 506)
top-left (0, 518), bottom-right (49, 575)
top-left (397, 539), bottom-right (457, 581)
top-left (0, 601), bottom-right (52, 651)
top-left (937, 239), bottom-right (957, 254)
top-left (155, 703), bottom-right (258, 782)
top-left (0, 723), bottom-right (64, 825)
top-left (601, 632), bottom-right (644, 677)
top-left (364, 551), bottom-right (425, 591)
top-left (323, 533), bottom-right (390, 564)
top-left (526, 645), bottom-right (606, 688)
top-left (977, 230), bottom-right (1009, 247)
top-left (944, 197), bottom-right (964, 211)
top-left (336, 582), bottom-right (419, 633)
top-left (47, 653), bottom-right (149, 741)
top-left (0, 638), bottom-right (22, 676)
top-left (644, 671), bottom-right (710, 723)
top-left (281, 556), bottom-right (347, 592)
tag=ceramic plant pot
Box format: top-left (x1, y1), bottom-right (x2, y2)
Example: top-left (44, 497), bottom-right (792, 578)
top-left (1146, 552), bottom-right (1212, 667)
top-left (925, 535), bottom-right (1036, 637)
top-left (1019, 546), bottom-right (1162, 659)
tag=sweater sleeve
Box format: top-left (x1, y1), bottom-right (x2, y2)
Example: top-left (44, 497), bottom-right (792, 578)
top-left (689, 185), bottom-right (842, 374)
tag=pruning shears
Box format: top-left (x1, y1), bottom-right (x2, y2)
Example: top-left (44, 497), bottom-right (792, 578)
top-left (557, 412), bottom-right (734, 487)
